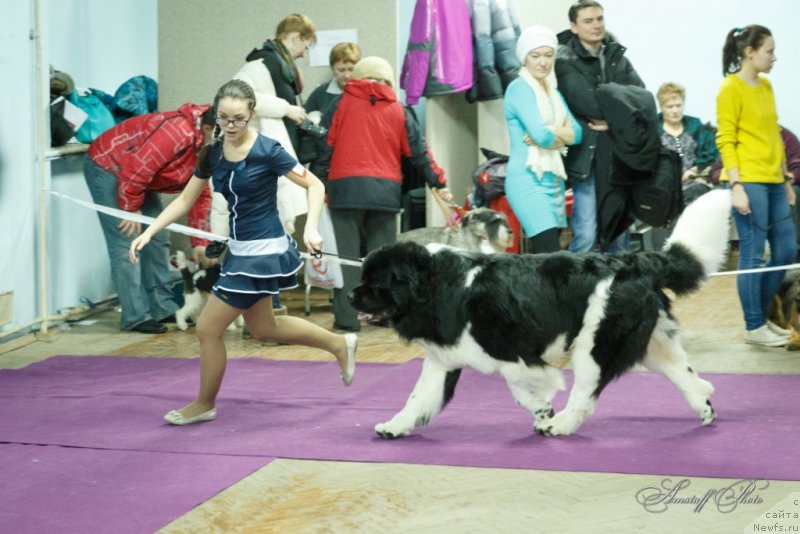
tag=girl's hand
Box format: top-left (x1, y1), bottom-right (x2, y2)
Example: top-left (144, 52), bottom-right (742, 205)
top-left (304, 227), bottom-right (323, 255)
top-left (129, 233), bottom-right (151, 264)
top-left (732, 185), bottom-right (751, 215)
top-left (785, 180), bottom-right (796, 207)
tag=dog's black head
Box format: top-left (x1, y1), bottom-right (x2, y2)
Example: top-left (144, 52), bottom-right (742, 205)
top-left (349, 241), bottom-right (433, 329)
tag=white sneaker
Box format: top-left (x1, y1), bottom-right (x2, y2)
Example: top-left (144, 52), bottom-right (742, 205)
top-left (745, 325), bottom-right (788, 347)
top-left (766, 320), bottom-right (791, 338)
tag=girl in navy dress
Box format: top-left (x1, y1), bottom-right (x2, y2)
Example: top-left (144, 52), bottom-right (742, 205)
top-left (130, 79), bottom-right (357, 425)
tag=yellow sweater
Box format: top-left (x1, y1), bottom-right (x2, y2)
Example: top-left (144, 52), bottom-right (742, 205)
top-left (715, 74), bottom-right (784, 183)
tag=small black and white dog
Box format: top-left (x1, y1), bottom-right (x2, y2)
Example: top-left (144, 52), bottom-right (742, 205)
top-left (397, 208), bottom-right (514, 253)
top-left (350, 189), bottom-right (732, 439)
top-left (174, 251), bottom-right (242, 331)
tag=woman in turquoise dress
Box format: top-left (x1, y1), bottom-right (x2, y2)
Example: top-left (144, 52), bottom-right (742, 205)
top-left (130, 80), bottom-right (356, 425)
top-left (504, 25), bottom-right (582, 253)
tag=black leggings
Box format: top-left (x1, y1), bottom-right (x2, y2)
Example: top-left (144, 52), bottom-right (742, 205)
top-left (528, 227), bottom-right (561, 254)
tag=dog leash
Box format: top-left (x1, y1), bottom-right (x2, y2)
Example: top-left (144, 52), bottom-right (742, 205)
top-left (49, 190), bottom-right (364, 266)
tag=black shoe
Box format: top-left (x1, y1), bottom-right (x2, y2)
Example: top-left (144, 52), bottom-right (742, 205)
top-left (333, 322), bottom-right (361, 332)
top-left (158, 314), bottom-right (176, 324)
top-left (130, 320), bottom-right (168, 334)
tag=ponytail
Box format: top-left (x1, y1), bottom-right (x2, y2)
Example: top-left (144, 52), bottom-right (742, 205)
top-left (722, 25), bottom-right (772, 76)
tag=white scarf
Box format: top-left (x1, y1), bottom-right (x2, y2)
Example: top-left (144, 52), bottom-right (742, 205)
top-left (517, 66), bottom-right (568, 181)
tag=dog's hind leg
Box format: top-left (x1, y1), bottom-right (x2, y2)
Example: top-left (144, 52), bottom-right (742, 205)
top-left (642, 314), bottom-right (715, 425)
top-left (375, 357), bottom-right (461, 439)
top-left (500, 362), bottom-right (565, 433)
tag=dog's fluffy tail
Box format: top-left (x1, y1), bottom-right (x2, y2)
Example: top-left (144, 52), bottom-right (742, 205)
top-left (661, 189), bottom-right (732, 295)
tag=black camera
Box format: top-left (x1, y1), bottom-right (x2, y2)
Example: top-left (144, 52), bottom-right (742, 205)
top-left (297, 119), bottom-right (328, 139)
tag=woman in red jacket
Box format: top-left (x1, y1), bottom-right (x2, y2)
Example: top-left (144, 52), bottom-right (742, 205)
top-left (316, 56), bottom-right (451, 331)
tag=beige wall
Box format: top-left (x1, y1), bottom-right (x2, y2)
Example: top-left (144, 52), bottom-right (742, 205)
top-left (158, 0), bottom-right (397, 110)
top-left (157, 0), bottom-right (575, 222)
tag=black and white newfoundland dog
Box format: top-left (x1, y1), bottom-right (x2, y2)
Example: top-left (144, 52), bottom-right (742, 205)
top-left (350, 189), bottom-right (732, 439)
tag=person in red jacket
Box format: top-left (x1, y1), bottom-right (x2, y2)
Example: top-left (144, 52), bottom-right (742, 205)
top-left (315, 56), bottom-right (452, 331)
top-left (84, 103), bottom-right (214, 333)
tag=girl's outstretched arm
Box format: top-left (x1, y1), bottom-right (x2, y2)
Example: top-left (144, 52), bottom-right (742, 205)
top-left (129, 176), bottom-right (208, 263)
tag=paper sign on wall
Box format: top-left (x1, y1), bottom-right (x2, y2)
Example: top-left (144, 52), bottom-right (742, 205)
top-left (309, 29), bottom-right (359, 67)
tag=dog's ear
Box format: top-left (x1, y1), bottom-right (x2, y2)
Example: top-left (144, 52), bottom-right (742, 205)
top-left (468, 221), bottom-right (488, 240)
top-left (386, 244), bottom-right (432, 308)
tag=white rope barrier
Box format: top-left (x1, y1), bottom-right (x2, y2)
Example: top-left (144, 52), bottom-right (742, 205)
top-left (49, 190), bottom-right (800, 276)
top-left (48, 190), bottom-right (364, 267)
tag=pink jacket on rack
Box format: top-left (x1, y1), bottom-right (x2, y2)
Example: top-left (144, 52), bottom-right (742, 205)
top-left (400, 0), bottom-right (473, 105)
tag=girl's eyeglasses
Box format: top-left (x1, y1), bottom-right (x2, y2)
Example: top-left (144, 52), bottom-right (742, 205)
top-left (216, 117), bottom-right (249, 128)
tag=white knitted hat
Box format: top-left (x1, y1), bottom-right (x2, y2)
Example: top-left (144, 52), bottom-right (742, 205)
top-left (516, 25), bottom-right (558, 64)
top-left (353, 56), bottom-right (395, 88)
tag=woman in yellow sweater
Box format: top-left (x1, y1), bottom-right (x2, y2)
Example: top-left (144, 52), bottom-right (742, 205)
top-left (717, 24), bottom-right (796, 347)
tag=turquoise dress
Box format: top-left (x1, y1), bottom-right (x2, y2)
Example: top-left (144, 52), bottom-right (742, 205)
top-left (503, 78), bottom-right (582, 238)
top-left (197, 135), bottom-right (303, 299)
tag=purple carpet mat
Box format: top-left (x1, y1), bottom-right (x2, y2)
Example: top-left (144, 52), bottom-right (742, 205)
top-left (0, 355), bottom-right (798, 481)
top-left (0, 442), bottom-right (269, 534)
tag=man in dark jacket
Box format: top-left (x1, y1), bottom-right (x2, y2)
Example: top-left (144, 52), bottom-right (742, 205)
top-left (555, 0), bottom-right (644, 253)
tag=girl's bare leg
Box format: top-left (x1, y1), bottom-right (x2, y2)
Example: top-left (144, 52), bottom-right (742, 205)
top-left (244, 297), bottom-right (356, 383)
top-left (168, 295), bottom-right (242, 419)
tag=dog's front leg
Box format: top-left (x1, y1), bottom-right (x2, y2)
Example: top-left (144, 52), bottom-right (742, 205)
top-left (500, 363), bottom-right (565, 434)
top-left (375, 358), bottom-right (461, 439)
top-left (540, 347), bottom-right (601, 437)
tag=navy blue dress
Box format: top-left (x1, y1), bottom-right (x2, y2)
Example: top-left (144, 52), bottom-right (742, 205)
top-left (197, 135), bottom-right (304, 304)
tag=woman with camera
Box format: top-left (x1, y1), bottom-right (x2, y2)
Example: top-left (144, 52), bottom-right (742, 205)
top-left (230, 13), bottom-right (316, 313)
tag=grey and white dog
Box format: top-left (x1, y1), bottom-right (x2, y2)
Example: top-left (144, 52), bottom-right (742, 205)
top-left (397, 208), bottom-right (514, 253)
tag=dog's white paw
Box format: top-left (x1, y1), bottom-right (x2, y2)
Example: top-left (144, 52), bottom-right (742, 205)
top-left (533, 406), bottom-right (555, 435)
top-left (175, 311), bottom-right (189, 331)
top-left (700, 399), bottom-right (716, 426)
top-left (174, 250), bottom-right (188, 269)
top-left (375, 418), bottom-right (414, 439)
top-left (537, 410), bottom-right (582, 437)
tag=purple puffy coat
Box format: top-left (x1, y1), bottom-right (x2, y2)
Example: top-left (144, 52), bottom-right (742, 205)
top-left (400, 0), bottom-right (473, 105)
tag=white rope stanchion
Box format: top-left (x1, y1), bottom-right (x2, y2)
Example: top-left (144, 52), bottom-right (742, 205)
top-left (49, 190), bottom-right (800, 276)
top-left (709, 263), bottom-right (800, 277)
top-left (48, 190), bottom-right (364, 267)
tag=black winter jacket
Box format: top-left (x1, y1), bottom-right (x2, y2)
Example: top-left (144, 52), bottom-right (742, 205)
top-left (245, 45), bottom-right (301, 152)
top-left (596, 82), bottom-right (660, 175)
top-left (555, 31), bottom-right (644, 181)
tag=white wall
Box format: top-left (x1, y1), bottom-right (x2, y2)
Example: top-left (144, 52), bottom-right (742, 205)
top-left (1, 0), bottom-right (157, 336)
top-left (604, 0), bottom-right (800, 130)
top-left (513, 0), bottom-right (800, 129)
top-left (0, 2), bottom-right (39, 333)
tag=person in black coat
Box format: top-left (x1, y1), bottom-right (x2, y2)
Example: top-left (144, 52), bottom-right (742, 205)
top-left (555, 0), bottom-right (644, 253)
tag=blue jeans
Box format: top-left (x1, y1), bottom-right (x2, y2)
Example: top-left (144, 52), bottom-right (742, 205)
top-left (568, 173), bottom-right (629, 254)
top-left (83, 158), bottom-right (179, 330)
top-left (733, 182), bottom-right (797, 330)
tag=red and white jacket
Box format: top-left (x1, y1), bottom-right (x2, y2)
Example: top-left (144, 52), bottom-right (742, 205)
top-left (89, 103), bottom-right (211, 246)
